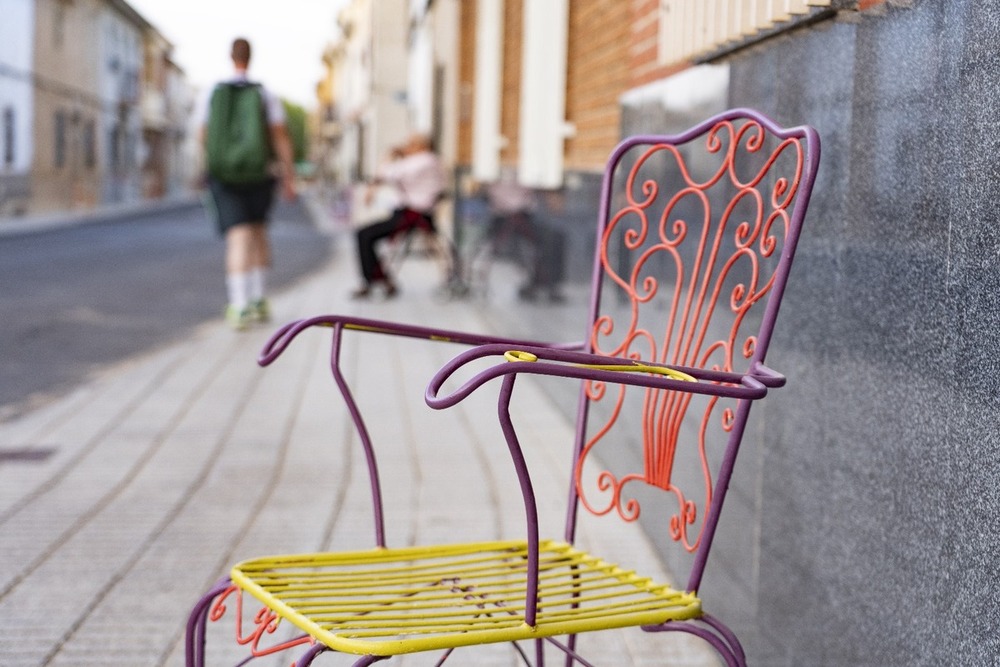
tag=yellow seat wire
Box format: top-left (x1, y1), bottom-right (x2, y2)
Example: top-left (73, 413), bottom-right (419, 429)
top-left (231, 540), bottom-right (700, 656)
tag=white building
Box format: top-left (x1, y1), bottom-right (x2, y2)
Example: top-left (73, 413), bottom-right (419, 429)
top-left (163, 58), bottom-right (195, 198)
top-left (333, 0), bottom-right (411, 183)
top-left (0, 0), bottom-right (35, 215)
top-left (99, 0), bottom-right (146, 205)
top-left (407, 0), bottom-right (460, 169)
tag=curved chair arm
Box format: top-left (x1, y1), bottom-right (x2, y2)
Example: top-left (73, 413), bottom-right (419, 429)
top-left (426, 343), bottom-right (774, 410)
top-left (749, 361), bottom-right (786, 388)
top-left (258, 314), bottom-right (584, 367)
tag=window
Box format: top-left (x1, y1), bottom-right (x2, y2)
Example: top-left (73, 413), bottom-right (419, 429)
top-left (109, 123), bottom-right (121, 170)
top-left (83, 119), bottom-right (96, 169)
top-left (2, 107), bottom-right (13, 167)
top-left (55, 110), bottom-right (67, 168)
top-left (53, 0), bottom-right (68, 47)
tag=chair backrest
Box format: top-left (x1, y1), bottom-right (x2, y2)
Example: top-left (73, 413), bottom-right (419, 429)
top-left (569, 108), bottom-right (820, 592)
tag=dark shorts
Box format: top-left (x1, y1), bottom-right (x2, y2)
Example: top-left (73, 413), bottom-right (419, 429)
top-left (206, 178), bottom-right (276, 236)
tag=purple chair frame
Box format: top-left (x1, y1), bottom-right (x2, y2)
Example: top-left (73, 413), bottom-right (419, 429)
top-left (185, 108), bottom-right (820, 666)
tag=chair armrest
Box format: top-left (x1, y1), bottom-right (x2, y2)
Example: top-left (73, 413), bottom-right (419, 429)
top-left (750, 361), bottom-right (786, 388)
top-left (257, 314), bottom-right (584, 367)
top-left (425, 343), bottom-right (772, 410)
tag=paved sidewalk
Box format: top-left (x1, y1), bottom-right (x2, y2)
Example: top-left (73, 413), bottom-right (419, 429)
top-left (0, 212), bottom-right (718, 665)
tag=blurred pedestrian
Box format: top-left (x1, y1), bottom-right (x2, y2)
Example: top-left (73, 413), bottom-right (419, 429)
top-left (199, 37), bottom-right (296, 330)
top-left (352, 134), bottom-right (445, 298)
top-left (484, 172), bottom-right (565, 302)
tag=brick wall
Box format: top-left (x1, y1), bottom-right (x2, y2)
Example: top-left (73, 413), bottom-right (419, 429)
top-left (629, 0), bottom-right (691, 88)
top-left (564, 0), bottom-right (630, 171)
top-left (457, 1), bottom-right (476, 166)
top-left (499, 0), bottom-right (524, 167)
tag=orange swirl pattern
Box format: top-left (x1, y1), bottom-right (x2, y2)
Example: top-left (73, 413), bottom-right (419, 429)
top-left (575, 119), bottom-right (805, 552)
top-left (210, 585), bottom-right (315, 666)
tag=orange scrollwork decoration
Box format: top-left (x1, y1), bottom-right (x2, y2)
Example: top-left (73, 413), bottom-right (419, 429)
top-left (575, 119), bottom-right (805, 552)
top-left (210, 585), bottom-right (315, 666)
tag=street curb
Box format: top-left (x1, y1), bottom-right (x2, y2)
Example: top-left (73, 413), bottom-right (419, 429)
top-left (0, 194), bottom-right (204, 239)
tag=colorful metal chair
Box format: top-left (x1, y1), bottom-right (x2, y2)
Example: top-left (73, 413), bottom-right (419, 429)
top-left (185, 108), bottom-right (820, 666)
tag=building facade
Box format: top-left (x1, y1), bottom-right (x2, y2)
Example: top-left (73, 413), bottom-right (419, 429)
top-left (30, 0), bottom-right (104, 213)
top-left (140, 25), bottom-right (193, 199)
top-left (327, 0), bottom-right (411, 185)
top-left (97, 0), bottom-right (145, 206)
top-left (0, 0), bottom-right (191, 219)
top-left (0, 0), bottom-right (35, 216)
top-left (161, 57), bottom-right (194, 198)
top-left (328, 0), bottom-right (999, 664)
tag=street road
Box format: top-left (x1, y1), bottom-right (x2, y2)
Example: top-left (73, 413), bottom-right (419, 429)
top-left (0, 198), bottom-right (334, 421)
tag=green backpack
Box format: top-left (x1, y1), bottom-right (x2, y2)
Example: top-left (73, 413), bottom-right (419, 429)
top-left (205, 82), bottom-right (272, 184)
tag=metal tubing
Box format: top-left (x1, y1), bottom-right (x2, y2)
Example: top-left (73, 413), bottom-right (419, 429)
top-left (686, 397), bottom-right (755, 593)
top-left (184, 577), bottom-right (232, 667)
top-left (426, 343), bottom-right (767, 411)
top-left (546, 636), bottom-right (599, 667)
top-left (700, 612), bottom-right (747, 665)
top-left (497, 373), bottom-right (541, 627)
top-left (643, 620), bottom-right (744, 667)
top-left (565, 373), bottom-right (593, 545)
top-left (330, 323), bottom-right (386, 547)
top-left (433, 648), bottom-right (455, 666)
top-left (295, 644), bottom-right (327, 666)
top-left (258, 313), bottom-right (581, 367)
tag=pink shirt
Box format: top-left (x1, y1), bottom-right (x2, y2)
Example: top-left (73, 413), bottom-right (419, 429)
top-left (487, 180), bottom-right (533, 215)
top-left (379, 150), bottom-right (445, 214)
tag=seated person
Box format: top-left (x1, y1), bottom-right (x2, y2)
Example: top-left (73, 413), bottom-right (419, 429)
top-left (352, 134), bottom-right (445, 298)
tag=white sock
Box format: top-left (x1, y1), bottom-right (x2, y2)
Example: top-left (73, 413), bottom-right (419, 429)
top-left (248, 267), bottom-right (267, 303)
top-left (227, 272), bottom-right (250, 310)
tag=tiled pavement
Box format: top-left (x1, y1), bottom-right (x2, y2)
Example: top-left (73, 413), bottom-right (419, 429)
top-left (0, 205), bottom-right (718, 666)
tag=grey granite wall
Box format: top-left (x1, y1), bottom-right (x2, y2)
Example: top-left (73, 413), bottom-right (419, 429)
top-left (630, 3), bottom-right (1000, 664)
top-left (488, 2), bottom-right (999, 664)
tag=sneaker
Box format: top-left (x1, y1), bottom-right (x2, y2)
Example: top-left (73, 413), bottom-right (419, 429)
top-left (250, 298), bottom-right (271, 323)
top-left (225, 305), bottom-right (253, 331)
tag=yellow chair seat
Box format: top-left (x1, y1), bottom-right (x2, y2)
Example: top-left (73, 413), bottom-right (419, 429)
top-left (231, 539), bottom-right (701, 657)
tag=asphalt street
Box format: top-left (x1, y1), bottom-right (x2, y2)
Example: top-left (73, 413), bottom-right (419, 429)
top-left (0, 197), bottom-right (334, 421)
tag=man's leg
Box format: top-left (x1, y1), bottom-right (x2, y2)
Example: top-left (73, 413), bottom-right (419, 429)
top-left (224, 224), bottom-right (255, 328)
top-left (232, 175), bottom-right (276, 323)
top-left (246, 223), bottom-right (271, 321)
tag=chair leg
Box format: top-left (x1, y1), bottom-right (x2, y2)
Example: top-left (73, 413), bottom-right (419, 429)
top-left (293, 643), bottom-right (388, 667)
top-left (544, 636), bottom-right (597, 667)
top-left (563, 634), bottom-right (578, 667)
top-left (294, 644), bottom-right (328, 666)
top-left (348, 653), bottom-right (390, 667)
top-left (429, 233), bottom-right (466, 298)
top-left (642, 617), bottom-right (747, 667)
top-left (699, 612), bottom-right (747, 665)
top-left (185, 577), bottom-right (233, 667)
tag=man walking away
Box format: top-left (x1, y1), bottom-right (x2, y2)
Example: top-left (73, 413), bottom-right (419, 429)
top-left (201, 37), bottom-right (295, 330)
